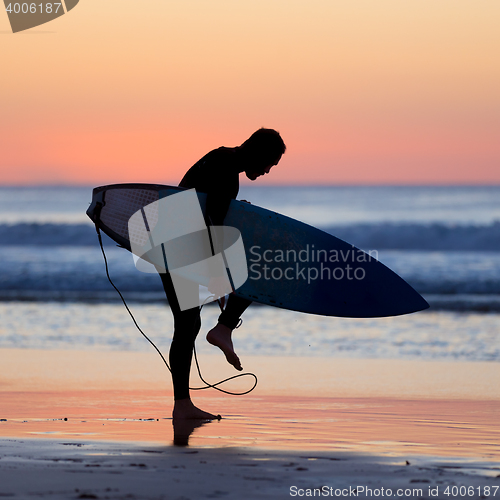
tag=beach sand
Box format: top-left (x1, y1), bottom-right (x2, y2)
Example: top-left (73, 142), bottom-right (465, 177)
top-left (1, 349), bottom-right (499, 498)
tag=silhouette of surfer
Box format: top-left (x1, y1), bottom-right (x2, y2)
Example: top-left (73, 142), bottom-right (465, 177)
top-left (160, 128), bottom-right (286, 420)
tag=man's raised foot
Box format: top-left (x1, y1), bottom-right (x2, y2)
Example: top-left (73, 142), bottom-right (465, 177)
top-left (206, 323), bottom-right (243, 371)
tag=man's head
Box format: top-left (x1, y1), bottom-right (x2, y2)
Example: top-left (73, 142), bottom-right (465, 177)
top-left (239, 128), bottom-right (286, 180)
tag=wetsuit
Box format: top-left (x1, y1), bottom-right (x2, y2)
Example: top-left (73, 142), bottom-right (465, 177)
top-left (159, 147), bottom-right (252, 400)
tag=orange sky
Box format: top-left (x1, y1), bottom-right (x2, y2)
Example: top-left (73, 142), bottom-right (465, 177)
top-left (1, 0), bottom-right (499, 185)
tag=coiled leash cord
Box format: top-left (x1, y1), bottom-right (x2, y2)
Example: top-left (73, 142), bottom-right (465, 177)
top-left (94, 224), bottom-right (257, 396)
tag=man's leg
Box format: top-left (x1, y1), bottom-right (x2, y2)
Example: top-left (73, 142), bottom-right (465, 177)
top-left (206, 295), bottom-right (252, 371)
top-left (159, 271), bottom-right (218, 419)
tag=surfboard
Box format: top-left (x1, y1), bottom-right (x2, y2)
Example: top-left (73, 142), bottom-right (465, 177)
top-left (87, 183), bottom-right (429, 318)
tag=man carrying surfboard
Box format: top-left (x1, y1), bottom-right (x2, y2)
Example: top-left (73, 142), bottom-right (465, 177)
top-left (161, 128), bottom-right (286, 420)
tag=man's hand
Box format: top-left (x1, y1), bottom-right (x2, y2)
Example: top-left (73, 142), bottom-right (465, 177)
top-left (240, 199), bottom-right (251, 204)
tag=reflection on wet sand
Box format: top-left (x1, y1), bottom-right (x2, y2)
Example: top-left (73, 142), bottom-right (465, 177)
top-left (172, 418), bottom-right (214, 447)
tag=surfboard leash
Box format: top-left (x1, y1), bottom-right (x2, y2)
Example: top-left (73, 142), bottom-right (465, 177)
top-left (92, 207), bottom-right (257, 396)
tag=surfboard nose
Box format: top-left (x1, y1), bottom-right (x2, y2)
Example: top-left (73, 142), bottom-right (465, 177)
top-left (319, 258), bottom-right (430, 318)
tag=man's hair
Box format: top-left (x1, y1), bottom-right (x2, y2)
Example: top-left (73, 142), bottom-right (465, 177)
top-left (241, 128), bottom-right (286, 162)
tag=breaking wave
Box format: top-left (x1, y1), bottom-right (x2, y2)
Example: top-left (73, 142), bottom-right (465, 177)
top-left (323, 221), bottom-right (500, 251)
top-left (1, 221), bottom-right (499, 250)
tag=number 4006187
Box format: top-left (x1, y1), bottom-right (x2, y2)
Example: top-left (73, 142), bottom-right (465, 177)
top-left (5, 3), bottom-right (63, 14)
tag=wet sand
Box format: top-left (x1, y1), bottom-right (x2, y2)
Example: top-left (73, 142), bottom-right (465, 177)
top-left (1, 349), bottom-right (499, 498)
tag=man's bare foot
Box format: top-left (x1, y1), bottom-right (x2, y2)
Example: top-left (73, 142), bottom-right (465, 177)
top-left (206, 323), bottom-right (243, 371)
top-left (172, 398), bottom-right (220, 420)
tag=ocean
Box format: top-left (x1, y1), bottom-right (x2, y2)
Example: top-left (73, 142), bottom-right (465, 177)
top-left (0, 185), bottom-right (499, 363)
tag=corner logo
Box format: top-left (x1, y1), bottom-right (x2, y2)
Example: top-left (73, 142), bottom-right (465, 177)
top-left (4, 0), bottom-right (79, 33)
top-left (128, 189), bottom-right (248, 311)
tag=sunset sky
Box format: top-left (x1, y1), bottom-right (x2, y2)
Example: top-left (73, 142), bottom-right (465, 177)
top-left (1, 0), bottom-right (499, 185)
